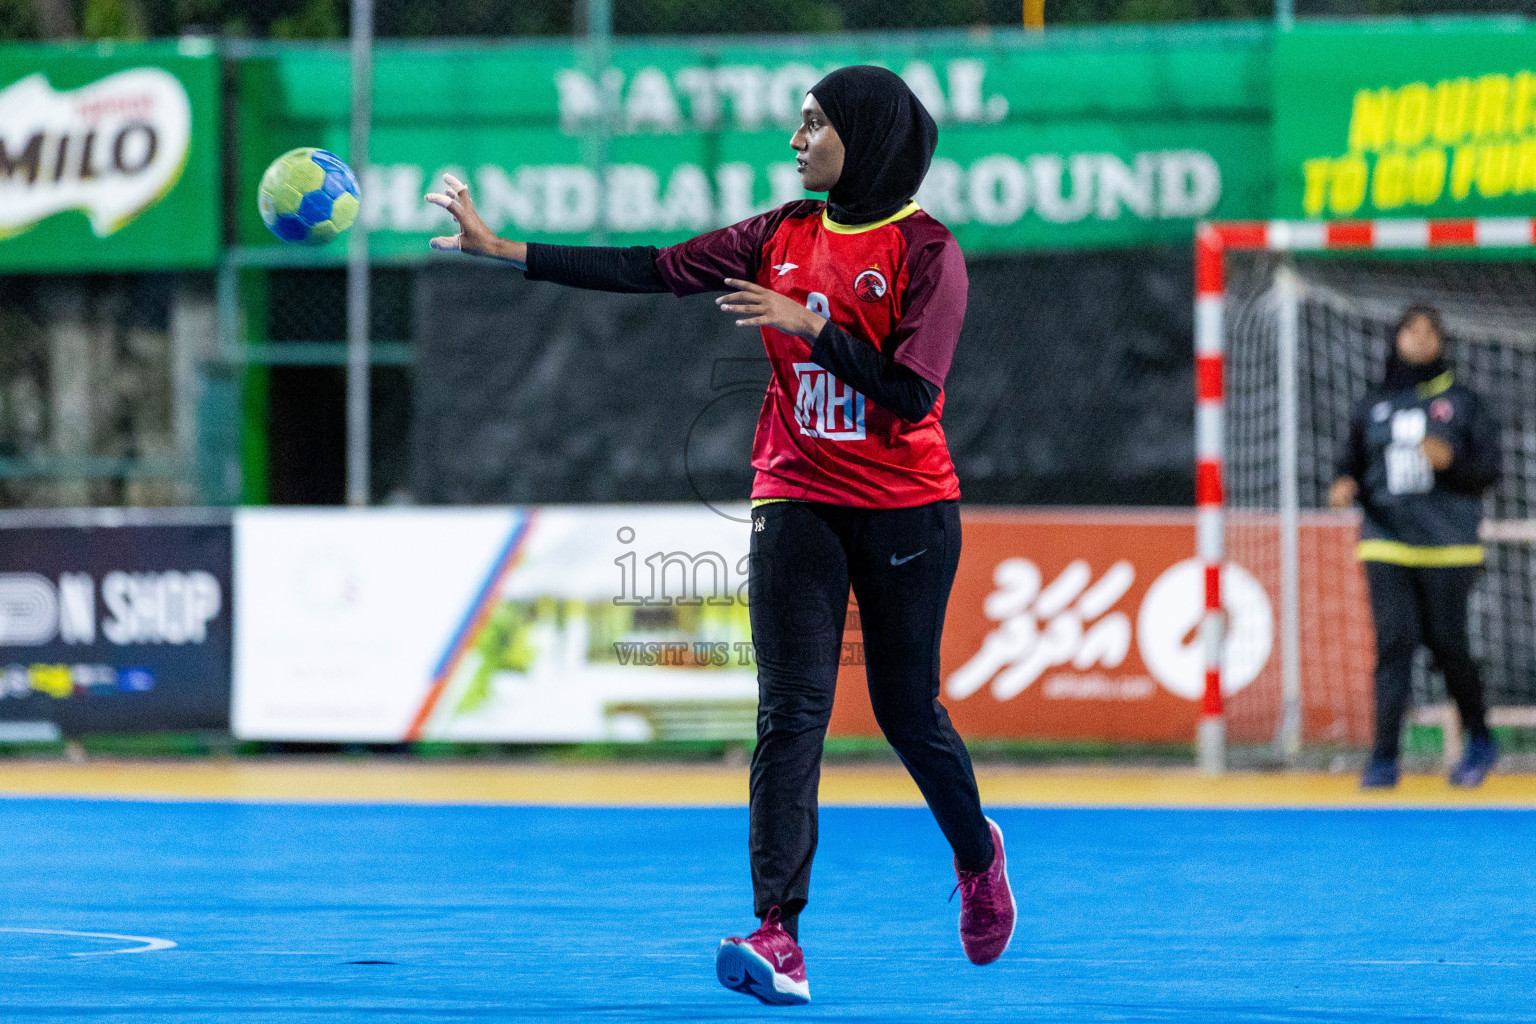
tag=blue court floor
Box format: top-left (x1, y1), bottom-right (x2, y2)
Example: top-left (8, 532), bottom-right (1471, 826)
top-left (2, 799), bottom-right (1533, 1022)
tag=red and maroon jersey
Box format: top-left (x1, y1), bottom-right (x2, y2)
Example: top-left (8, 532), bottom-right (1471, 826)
top-left (655, 199), bottom-right (966, 508)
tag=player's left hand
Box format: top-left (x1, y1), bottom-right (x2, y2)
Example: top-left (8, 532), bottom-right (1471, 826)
top-left (717, 279), bottom-right (827, 340)
top-left (1328, 476), bottom-right (1358, 509)
top-left (1422, 436), bottom-right (1454, 472)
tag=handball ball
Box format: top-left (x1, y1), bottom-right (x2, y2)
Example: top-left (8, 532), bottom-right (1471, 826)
top-left (257, 148), bottom-right (360, 244)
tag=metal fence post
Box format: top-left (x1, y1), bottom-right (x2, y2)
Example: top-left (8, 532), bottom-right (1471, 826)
top-left (346, 0), bottom-right (374, 507)
top-left (585, 0), bottom-right (611, 246)
top-left (171, 282), bottom-right (216, 505)
top-left (1275, 264), bottom-right (1303, 760)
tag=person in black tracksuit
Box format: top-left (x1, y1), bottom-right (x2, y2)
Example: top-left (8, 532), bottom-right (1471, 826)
top-left (1330, 305), bottom-right (1501, 788)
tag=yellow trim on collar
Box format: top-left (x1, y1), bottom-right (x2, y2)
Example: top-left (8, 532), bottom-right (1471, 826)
top-left (1417, 371), bottom-right (1454, 399)
top-left (820, 200), bottom-right (921, 234)
top-left (1356, 539), bottom-right (1484, 567)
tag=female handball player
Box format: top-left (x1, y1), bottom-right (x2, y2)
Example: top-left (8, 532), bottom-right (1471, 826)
top-left (425, 64), bottom-right (1016, 1006)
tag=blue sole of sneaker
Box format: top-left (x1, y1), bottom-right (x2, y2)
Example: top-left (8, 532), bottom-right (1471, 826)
top-left (716, 941), bottom-right (810, 1006)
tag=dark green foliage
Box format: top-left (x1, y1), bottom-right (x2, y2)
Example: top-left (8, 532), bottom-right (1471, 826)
top-left (0, 0), bottom-right (41, 38)
top-left (612, 0), bottom-right (842, 34)
top-left (82, 0), bottom-right (143, 37)
top-left (271, 0), bottom-right (340, 38)
top-left (374, 0), bottom-right (573, 37)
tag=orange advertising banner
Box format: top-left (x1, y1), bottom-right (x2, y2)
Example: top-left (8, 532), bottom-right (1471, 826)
top-left (828, 509), bottom-right (1375, 746)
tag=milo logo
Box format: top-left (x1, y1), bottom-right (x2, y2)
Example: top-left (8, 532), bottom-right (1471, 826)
top-left (0, 68), bottom-right (191, 238)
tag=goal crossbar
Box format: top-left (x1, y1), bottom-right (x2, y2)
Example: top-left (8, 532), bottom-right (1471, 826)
top-left (1192, 217), bottom-right (1536, 774)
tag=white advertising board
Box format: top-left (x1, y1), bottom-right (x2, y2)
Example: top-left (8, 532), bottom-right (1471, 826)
top-left (233, 505), bottom-right (757, 742)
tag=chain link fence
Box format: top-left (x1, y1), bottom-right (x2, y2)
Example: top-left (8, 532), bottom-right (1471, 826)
top-left (404, 248), bottom-right (1196, 508)
top-left (254, 266), bottom-right (415, 504)
top-left (9, 0), bottom-right (1536, 47)
top-left (231, 0), bottom-right (1536, 40)
top-left (0, 244), bottom-right (1200, 510)
top-left (0, 273), bottom-right (208, 509)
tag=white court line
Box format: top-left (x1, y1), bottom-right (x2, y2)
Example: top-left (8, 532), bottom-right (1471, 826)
top-left (0, 928), bottom-right (177, 955)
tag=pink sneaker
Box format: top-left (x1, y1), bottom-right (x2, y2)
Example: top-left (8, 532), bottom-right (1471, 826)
top-left (715, 907), bottom-right (810, 1005)
top-left (953, 816), bottom-right (1017, 965)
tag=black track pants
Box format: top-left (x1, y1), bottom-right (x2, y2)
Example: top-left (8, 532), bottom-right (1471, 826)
top-left (745, 499), bottom-right (992, 926)
top-left (1364, 561), bottom-right (1490, 761)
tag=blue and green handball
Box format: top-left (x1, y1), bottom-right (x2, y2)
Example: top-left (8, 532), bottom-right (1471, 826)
top-left (257, 148), bottom-right (361, 244)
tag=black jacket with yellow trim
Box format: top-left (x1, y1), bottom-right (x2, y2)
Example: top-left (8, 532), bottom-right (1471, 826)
top-left (1338, 371), bottom-right (1499, 565)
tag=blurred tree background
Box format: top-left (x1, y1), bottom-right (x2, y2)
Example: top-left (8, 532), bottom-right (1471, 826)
top-left (0, 0), bottom-right (1531, 42)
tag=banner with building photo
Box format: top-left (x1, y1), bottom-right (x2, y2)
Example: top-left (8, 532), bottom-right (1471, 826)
top-left (236, 25), bottom-right (1270, 255)
top-left (0, 41), bottom-right (221, 271)
top-left (1273, 22), bottom-right (1536, 221)
top-left (232, 506), bottom-right (758, 743)
top-left (0, 518), bottom-right (232, 735)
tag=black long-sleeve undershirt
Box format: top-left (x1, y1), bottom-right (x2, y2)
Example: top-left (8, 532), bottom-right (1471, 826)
top-left (523, 243), bottom-right (667, 292)
top-left (522, 243), bottom-right (940, 423)
top-left (809, 321), bottom-right (940, 423)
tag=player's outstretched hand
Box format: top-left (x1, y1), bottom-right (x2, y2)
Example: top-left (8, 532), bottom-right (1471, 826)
top-left (425, 174), bottom-right (499, 258)
top-left (717, 279), bottom-right (827, 341)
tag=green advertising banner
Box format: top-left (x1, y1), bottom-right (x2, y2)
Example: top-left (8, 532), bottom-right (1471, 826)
top-left (237, 25), bottom-right (1271, 255)
top-left (0, 41), bottom-right (221, 272)
top-left (1274, 22), bottom-right (1536, 221)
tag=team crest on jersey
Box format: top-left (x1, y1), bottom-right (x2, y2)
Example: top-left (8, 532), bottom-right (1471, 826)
top-left (853, 267), bottom-right (887, 302)
top-left (1430, 397), bottom-right (1454, 422)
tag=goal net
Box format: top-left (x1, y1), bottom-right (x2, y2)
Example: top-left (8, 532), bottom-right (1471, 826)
top-left (1201, 221), bottom-right (1536, 763)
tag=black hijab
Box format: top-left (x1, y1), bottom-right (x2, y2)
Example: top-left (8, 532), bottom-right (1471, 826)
top-left (809, 65), bottom-right (937, 226)
top-left (1381, 304), bottom-right (1449, 391)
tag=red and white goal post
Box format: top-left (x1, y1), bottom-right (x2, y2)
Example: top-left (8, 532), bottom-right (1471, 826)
top-left (1193, 217), bottom-right (1536, 774)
